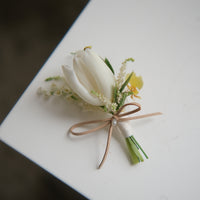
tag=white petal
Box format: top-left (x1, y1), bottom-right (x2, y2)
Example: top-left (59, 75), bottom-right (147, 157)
top-left (62, 65), bottom-right (103, 106)
top-left (73, 57), bottom-right (96, 92)
top-left (74, 49), bottom-right (115, 100)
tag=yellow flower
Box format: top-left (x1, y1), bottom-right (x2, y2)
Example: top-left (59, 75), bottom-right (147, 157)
top-left (127, 72), bottom-right (143, 99)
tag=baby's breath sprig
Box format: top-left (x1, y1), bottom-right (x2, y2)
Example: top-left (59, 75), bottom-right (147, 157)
top-left (91, 90), bottom-right (117, 113)
top-left (38, 76), bottom-right (79, 101)
top-left (116, 58), bottom-right (134, 88)
top-left (111, 72), bottom-right (134, 111)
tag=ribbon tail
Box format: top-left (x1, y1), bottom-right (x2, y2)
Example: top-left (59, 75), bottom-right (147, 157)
top-left (98, 124), bottom-right (113, 169)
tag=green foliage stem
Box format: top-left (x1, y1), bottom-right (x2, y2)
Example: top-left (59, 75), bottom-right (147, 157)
top-left (45, 76), bottom-right (62, 82)
top-left (104, 58), bottom-right (115, 74)
top-left (113, 86), bottom-right (118, 103)
top-left (117, 91), bottom-right (133, 110)
top-left (119, 72), bottom-right (133, 92)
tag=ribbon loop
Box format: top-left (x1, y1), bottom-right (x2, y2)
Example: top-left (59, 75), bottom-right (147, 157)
top-left (70, 119), bottom-right (110, 136)
top-left (69, 102), bottom-right (162, 168)
top-left (116, 102), bottom-right (141, 118)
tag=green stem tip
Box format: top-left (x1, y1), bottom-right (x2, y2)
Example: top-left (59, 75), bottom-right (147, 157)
top-left (126, 135), bottom-right (148, 164)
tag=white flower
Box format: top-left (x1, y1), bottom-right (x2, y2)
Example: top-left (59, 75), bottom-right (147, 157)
top-left (62, 48), bottom-right (115, 106)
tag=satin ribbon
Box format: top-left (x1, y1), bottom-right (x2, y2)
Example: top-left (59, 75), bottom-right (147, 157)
top-left (69, 102), bottom-right (162, 169)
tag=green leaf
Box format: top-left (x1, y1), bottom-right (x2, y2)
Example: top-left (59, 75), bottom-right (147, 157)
top-left (119, 72), bottom-right (133, 92)
top-left (91, 90), bottom-right (98, 96)
top-left (117, 93), bottom-right (127, 110)
top-left (117, 91), bottom-right (133, 110)
top-left (45, 76), bottom-right (62, 82)
top-left (113, 86), bottom-right (118, 103)
top-left (71, 95), bottom-right (78, 100)
top-left (100, 105), bottom-right (108, 112)
top-left (104, 58), bottom-right (115, 74)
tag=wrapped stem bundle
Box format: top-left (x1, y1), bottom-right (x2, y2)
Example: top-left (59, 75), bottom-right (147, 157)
top-left (117, 121), bottom-right (148, 164)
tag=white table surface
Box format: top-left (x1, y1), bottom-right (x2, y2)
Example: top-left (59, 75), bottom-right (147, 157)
top-left (1, 0), bottom-right (200, 199)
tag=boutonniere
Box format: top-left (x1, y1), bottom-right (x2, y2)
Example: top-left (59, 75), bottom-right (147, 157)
top-left (38, 46), bottom-right (161, 169)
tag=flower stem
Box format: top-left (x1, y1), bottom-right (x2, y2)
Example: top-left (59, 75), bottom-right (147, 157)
top-left (130, 135), bottom-right (148, 159)
top-left (126, 135), bottom-right (148, 164)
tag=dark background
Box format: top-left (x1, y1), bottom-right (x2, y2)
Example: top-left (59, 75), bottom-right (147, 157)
top-left (0, 0), bottom-right (89, 199)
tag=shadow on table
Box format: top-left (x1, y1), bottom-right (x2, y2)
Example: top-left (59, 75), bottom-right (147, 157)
top-left (0, 0), bottom-right (89, 199)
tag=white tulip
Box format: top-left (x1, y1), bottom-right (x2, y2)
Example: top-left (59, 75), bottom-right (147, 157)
top-left (62, 48), bottom-right (115, 106)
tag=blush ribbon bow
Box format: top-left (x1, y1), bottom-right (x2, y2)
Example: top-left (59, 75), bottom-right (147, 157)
top-left (69, 102), bottom-right (161, 169)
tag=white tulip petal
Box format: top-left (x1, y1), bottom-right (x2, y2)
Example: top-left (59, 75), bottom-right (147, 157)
top-left (73, 57), bottom-right (96, 92)
top-left (76, 49), bottom-right (115, 99)
top-left (62, 65), bottom-right (103, 106)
